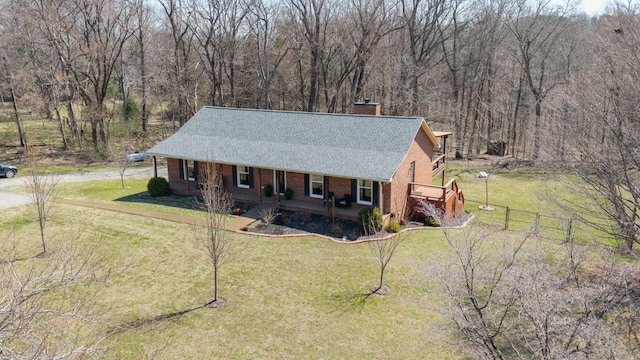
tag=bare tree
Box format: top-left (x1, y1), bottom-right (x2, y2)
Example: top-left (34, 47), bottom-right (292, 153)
top-left (134, 0), bottom-right (151, 132)
top-left (0, 231), bottom-right (110, 358)
top-left (427, 218), bottom-right (640, 359)
top-left (246, 0), bottom-right (290, 109)
top-left (197, 163), bottom-right (234, 308)
top-left (368, 232), bottom-right (404, 295)
top-left (114, 148), bottom-right (131, 189)
top-left (23, 0), bottom-right (137, 150)
top-left (560, 6), bottom-right (640, 252)
top-left (507, 0), bottom-right (575, 160)
top-left (23, 156), bottom-right (60, 256)
top-left (432, 226), bottom-right (528, 359)
top-left (398, 0), bottom-right (449, 115)
top-left (0, 54), bottom-right (26, 148)
top-left (288, 0), bottom-right (332, 112)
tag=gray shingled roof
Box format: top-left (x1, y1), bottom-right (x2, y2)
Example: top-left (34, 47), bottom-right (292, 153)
top-left (147, 106), bottom-right (437, 182)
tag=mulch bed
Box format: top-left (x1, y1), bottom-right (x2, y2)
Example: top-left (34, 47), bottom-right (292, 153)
top-left (250, 209), bottom-right (363, 240)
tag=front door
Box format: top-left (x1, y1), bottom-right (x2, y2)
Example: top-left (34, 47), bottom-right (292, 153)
top-left (274, 170), bottom-right (286, 195)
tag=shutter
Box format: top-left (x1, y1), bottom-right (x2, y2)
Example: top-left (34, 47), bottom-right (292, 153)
top-left (193, 161), bottom-right (199, 178)
top-left (373, 181), bottom-right (379, 208)
top-left (179, 159), bottom-right (184, 180)
top-left (304, 174), bottom-right (310, 196)
top-left (232, 165), bottom-right (237, 186)
top-left (351, 179), bottom-right (357, 202)
top-left (324, 176), bottom-right (328, 199)
top-left (248, 167), bottom-right (254, 188)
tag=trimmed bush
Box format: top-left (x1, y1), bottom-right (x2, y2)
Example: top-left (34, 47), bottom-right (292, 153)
top-left (284, 187), bottom-right (293, 200)
top-left (264, 183), bottom-right (273, 197)
top-left (358, 206), bottom-right (383, 234)
top-left (385, 219), bottom-right (401, 233)
top-left (147, 177), bottom-right (171, 197)
top-left (424, 216), bottom-right (441, 227)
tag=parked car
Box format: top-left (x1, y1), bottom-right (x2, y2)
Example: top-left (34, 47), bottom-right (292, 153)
top-left (125, 151), bottom-right (149, 162)
top-left (0, 163), bottom-right (18, 178)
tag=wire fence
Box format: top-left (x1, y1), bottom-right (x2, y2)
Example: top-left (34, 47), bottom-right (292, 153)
top-left (465, 198), bottom-right (576, 241)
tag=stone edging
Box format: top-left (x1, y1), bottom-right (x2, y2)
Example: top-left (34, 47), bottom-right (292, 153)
top-left (235, 214), bottom-right (474, 244)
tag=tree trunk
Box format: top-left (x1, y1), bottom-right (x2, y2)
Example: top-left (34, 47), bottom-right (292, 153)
top-left (67, 101), bottom-right (80, 147)
top-left (139, 12), bottom-right (148, 132)
top-left (307, 45), bottom-right (319, 112)
top-left (532, 100), bottom-right (542, 160)
top-left (9, 81), bottom-right (26, 148)
top-left (53, 101), bottom-right (68, 151)
top-left (214, 265), bottom-right (219, 301)
top-left (510, 72), bottom-right (524, 157)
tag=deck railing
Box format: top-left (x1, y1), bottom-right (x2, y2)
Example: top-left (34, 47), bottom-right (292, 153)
top-left (410, 178), bottom-right (460, 201)
top-left (432, 154), bottom-right (446, 177)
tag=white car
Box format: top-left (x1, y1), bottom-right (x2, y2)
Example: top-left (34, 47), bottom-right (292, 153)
top-left (125, 152), bottom-right (150, 162)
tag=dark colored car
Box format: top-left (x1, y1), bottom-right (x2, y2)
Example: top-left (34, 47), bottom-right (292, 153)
top-left (0, 164), bottom-right (17, 178)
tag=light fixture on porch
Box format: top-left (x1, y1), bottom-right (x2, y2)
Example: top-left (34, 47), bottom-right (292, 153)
top-left (478, 171), bottom-right (494, 211)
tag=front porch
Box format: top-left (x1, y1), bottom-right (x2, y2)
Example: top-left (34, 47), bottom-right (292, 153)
top-left (168, 179), bottom-right (363, 221)
top-left (230, 189), bottom-right (363, 221)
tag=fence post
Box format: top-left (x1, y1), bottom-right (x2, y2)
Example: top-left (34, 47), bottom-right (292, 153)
top-left (504, 206), bottom-right (510, 230)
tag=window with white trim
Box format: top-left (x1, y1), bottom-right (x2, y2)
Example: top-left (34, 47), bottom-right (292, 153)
top-left (237, 166), bottom-right (250, 188)
top-left (180, 160), bottom-right (197, 181)
top-left (357, 179), bottom-right (373, 205)
top-left (310, 174), bottom-right (324, 199)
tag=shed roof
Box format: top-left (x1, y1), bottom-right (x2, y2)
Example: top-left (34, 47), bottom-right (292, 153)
top-left (147, 106), bottom-right (439, 182)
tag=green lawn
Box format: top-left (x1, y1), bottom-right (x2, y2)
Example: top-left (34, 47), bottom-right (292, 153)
top-left (2, 202), bottom-right (459, 359)
top-left (2, 163), bottom-right (621, 358)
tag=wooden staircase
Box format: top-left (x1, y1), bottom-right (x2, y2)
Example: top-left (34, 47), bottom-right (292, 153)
top-left (409, 179), bottom-right (465, 219)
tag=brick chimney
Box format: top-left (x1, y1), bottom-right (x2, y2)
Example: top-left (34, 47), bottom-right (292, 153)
top-left (353, 98), bottom-right (381, 116)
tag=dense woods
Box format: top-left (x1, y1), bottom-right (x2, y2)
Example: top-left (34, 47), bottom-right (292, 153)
top-left (0, 0), bottom-right (635, 159)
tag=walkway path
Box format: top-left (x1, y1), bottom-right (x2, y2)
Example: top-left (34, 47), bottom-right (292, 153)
top-left (57, 198), bottom-right (258, 231)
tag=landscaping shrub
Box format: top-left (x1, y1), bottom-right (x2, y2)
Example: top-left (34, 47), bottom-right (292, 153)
top-left (424, 216), bottom-right (440, 227)
top-left (385, 219), bottom-right (401, 233)
top-left (358, 206), bottom-right (383, 234)
top-left (147, 177), bottom-right (171, 197)
top-left (263, 183), bottom-right (273, 197)
top-left (284, 187), bottom-right (293, 200)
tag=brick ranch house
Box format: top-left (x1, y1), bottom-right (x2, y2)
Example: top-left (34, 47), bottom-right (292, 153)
top-left (146, 102), bottom-right (464, 221)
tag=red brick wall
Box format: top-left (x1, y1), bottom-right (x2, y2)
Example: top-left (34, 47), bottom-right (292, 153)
top-left (167, 158), bottom-right (181, 183)
top-left (327, 177), bottom-right (350, 200)
top-left (390, 129), bottom-right (434, 218)
top-left (353, 102), bottom-right (381, 115)
top-left (164, 137), bottom-right (435, 219)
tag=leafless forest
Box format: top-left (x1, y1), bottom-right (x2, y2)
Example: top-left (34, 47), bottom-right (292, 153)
top-left (0, 0), bottom-right (637, 162)
top-left (2, 1), bottom-right (640, 358)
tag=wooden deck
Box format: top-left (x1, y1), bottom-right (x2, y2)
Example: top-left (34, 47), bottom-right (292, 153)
top-left (409, 179), bottom-right (465, 218)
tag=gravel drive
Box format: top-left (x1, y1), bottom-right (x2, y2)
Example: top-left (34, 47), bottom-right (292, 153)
top-left (0, 166), bottom-right (167, 209)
